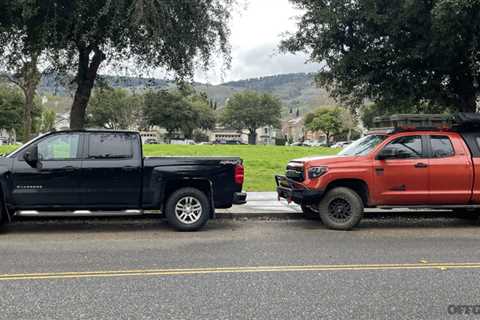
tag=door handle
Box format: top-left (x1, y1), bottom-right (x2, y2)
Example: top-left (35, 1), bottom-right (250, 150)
top-left (414, 162), bottom-right (428, 168)
top-left (122, 166), bottom-right (137, 172)
top-left (62, 166), bottom-right (78, 172)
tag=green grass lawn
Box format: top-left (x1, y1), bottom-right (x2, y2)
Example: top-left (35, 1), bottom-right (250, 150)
top-left (0, 144), bottom-right (339, 191)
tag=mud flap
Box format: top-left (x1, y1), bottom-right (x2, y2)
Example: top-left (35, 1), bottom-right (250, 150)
top-left (208, 181), bottom-right (216, 218)
top-left (0, 189), bottom-right (11, 224)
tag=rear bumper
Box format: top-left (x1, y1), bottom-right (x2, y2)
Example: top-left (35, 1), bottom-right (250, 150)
top-left (233, 192), bottom-right (247, 205)
top-left (275, 175), bottom-right (324, 205)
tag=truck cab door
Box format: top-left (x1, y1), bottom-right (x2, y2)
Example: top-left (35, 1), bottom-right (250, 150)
top-left (428, 134), bottom-right (472, 204)
top-left (11, 133), bottom-right (83, 208)
top-left (80, 132), bottom-right (142, 208)
top-left (373, 135), bottom-right (429, 205)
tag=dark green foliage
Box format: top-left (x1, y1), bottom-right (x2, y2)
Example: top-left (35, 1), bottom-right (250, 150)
top-left (143, 90), bottom-right (216, 140)
top-left (282, 0), bottom-right (480, 112)
top-left (87, 88), bottom-right (143, 130)
top-left (0, 84), bottom-right (41, 141)
top-left (0, 85), bottom-right (24, 133)
top-left (4, 0), bottom-right (232, 129)
top-left (275, 137), bottom-right (287, 146)
top-left (192, 131), bottom-right (210, 143)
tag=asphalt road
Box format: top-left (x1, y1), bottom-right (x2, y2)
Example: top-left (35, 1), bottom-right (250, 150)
top-left (1, 213), bottom-right (480, 320)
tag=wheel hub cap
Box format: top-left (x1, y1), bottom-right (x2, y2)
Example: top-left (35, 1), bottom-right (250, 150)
top-left (327, 198), bottom-right (352, 222)
top-left (175, 196), bottom-right (203, 224)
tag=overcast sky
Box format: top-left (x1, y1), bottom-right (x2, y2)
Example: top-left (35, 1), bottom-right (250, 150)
top-left (194, 0), bottom-right (320, 84)
top-left (117, 0), bottom-right (320, 84)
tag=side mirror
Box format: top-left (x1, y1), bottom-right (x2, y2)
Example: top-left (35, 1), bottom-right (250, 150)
top-left (23, 146), bottom-right (39, 167)
top-left (376, 148), bottom-right (397, 160)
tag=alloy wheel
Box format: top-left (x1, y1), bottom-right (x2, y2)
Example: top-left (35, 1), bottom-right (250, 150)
top-left (175, 196), bottom-right (203, 224)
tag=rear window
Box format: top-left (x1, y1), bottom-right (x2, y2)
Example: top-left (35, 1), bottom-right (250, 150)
top-left (88, 133), bottom-right (134, 159)
top-left (431, 136), bottom-right (454, 158)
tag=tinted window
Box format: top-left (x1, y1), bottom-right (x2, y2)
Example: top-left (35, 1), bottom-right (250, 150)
top-left (88, 133), bottom-right (134, 159)
top-left (383, 135), bottom-right (423, 159)
top-left (37, 134), bottom-right (80, 160)
top-left (431, 136), bottom-right (454, 158)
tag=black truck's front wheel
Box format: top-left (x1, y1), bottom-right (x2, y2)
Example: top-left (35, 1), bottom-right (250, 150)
top-left (165, 188), bottom-right (210, 231)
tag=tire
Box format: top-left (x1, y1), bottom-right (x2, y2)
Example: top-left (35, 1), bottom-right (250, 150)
top-left (165, 187), bottom-right (210, 231)
top-left (301, 204), bottom-right (321, 220)
top-left (318, 187), bottom-right (364, 230)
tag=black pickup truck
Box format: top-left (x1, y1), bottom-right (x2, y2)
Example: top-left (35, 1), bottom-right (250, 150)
top-left (0, 130), bottom-right (246, 231)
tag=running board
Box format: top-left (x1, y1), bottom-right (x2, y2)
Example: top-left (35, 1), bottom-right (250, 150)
top-left (378, 205), bottom-right (480, 210)
top-left (15, 209), bottom-right (144, 217)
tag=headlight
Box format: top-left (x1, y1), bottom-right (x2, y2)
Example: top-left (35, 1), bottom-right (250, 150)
top-left (308, 166), bottom-right (328, 179)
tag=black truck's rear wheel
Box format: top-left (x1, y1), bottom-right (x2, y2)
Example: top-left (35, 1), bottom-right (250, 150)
top-left (318, 187), bottom-right (364, 230)
top-left (165, 188), bottom-right (210, 231)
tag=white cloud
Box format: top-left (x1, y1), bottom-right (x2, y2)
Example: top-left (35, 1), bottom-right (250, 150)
top-left (194, 0), bottom-right (319, 84)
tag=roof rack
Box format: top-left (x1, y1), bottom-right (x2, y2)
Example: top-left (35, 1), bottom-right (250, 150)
top-left (373, 114), bottom-right (452, 130)
top-left (452, 113), bottom-right (480, 131)
top-left (371, 113), bottom-right (480, 133)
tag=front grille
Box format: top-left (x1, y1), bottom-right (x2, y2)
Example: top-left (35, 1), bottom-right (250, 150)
top-left (286, 162), bottom-right (305, 182)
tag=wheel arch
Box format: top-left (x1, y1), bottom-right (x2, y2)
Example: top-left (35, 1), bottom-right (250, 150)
top-left (163, 178), bottom-right (215, 217)
top-left (325, 179), bottom-right (370, 207)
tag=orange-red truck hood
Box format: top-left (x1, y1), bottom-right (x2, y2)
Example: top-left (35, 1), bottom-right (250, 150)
top-left (289, 155), bottom-right (360, 168)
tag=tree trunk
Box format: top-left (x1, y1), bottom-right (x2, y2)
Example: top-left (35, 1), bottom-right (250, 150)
top-left (325, 133), bottom-right (330, 147)
top-left (70, 46), bottom-right (106, 129)
top-left (21, 53), bottom-right (40, 140)
top-left (23, 88), bottom-right (34, 140)
top-left (248, 129), bottom-right (257, 145)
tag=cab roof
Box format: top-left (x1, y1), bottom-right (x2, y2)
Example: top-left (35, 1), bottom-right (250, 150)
top-left (51, 129), bottom-right (139, 134)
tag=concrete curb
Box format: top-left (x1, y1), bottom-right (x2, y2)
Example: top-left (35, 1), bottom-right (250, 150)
top-left (215, 211), bottom-right (303, 220)
top-left (214, 210), bottom-right (462, 221)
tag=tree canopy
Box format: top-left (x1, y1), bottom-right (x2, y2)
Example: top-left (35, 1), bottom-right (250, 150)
top-left (87, 88), bottom-right (143, 130)
top-left (282, 0), bottom-right (480, 112)
top-left (220, 91), bottom-right (282, 144)
top-left (143, 90), bottom-right (216, 140)
top-left (0, 1), bottom-right (50, 139)
top-left (0, 84), bottom-right (41, 141)
top-left (1, 0), bottom-right (232, 129)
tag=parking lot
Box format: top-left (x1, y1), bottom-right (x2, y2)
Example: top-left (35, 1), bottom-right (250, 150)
top-left (1, 194), bottom-right (480, 319)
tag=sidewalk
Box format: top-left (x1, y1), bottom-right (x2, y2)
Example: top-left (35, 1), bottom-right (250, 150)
top-left (215, 192), bottom-right (451, 219)
top-left (216, 192), bottom-right (302, 219)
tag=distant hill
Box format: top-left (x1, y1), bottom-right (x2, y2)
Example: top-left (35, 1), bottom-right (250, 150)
top-left (218, 73), bottom-right (335, 114)
top-left (38, 72), bottom-right (336, 116)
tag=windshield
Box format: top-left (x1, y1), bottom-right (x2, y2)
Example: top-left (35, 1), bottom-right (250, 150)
top-left (6, 133), bottom-right (48, 158)
top-left (338, 135), bottom-right (386, 156)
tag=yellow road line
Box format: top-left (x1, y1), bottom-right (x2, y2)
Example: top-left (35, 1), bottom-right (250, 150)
top-left (1, 262), bottom-right (479, 282)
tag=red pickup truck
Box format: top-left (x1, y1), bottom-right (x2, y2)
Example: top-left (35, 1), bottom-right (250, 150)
top-left (276, 114), bottom-right (480, 230)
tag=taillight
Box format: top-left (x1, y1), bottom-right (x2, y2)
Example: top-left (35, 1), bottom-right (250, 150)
top-left (235, 164), bottom-right (244, 185)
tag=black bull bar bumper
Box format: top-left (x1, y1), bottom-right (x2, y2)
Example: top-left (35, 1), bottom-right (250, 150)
top-left (275, 175), bottom-right (324, 205)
